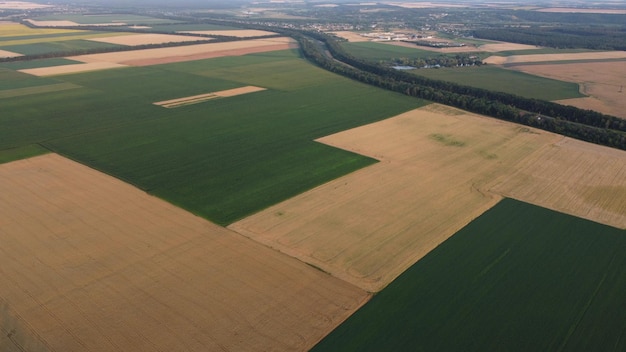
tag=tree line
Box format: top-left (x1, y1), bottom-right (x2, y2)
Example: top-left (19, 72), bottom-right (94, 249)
top-left (291, 30), bottom-right (626, 150)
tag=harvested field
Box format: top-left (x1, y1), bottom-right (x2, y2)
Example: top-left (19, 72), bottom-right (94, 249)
top-left (0, 153), bottom-right (369, 352)
top-left (0, 49), bottom-right (21, 58)
top-left (230, 104), bottom-right (559, 292)
top-left (154, 86), bottom-right (266, 108)
top-left (88, 33), bottom-right (210, 46)
top-left (20, 62), bottom-right (128, 77)
top-left (180, 29), bottom-right (277, 37)
top-left (68, 37), bottom-right (297, 67)
top-left (491, 137), bottom-right (626, 229)
top-left (478, 42), bottom-right (540, 52)
top-left (25, 19), bottom-right (127, 27)
top-left (483, 51), bottom-right (626, 65)
top-left (509, 60), bottom-right (626, 118)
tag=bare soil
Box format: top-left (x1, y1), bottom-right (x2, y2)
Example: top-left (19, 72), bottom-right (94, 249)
top-left (154, 86), bottom-right (266, 108)
top-left (0, 154), bottom-right (369, 352)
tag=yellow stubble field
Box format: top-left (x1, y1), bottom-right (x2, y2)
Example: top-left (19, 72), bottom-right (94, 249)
top-left (0, 154), bottom-right (369, 352)
top-left (230, 104), bottom-right (561, 292)
top-left (510, 60), bottom-right (626, 119)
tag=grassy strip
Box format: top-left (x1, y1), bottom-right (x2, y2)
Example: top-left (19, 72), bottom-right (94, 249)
top-left (0, 58), bottom-right (81, 70)
top-left (312, 198), bottom-right (626, 352)
top-left (0, 82), bottom-right (80, 99)
top-left (1, 40), bottom-right (123, 56)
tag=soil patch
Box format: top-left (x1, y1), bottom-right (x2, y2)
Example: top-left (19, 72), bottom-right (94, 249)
top-left (154, 86), bottom-right (266, 108)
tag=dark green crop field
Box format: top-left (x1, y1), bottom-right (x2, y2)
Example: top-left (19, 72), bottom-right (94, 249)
top-left (0, 58), bottom-right (81, 70)
top-left (312, 198), bottom-right (626, 352)
top-left (1, 49), bottom-right (425, 225)
top-left (340, 41), bottom-right (438, 61)
top-left (412, 65), bottom-right (583, 100)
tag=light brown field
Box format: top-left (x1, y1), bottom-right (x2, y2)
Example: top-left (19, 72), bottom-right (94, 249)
top-left (0, 154), bottom-right (369, 352)
top-left (154, 86), bottom-right (266, 108)
top-left (25, 19), bottom-right (127, 27)
top-left (87, 33), bottom-right (210, 46)
top-left (69, 37), bottom-right (296, 67)
top-left (179, 30), bottom-right (277, 37)
top-left (491, 137), bottom-right (626, 229)
top-left (478, 42), bottom-right (541, 52)
top-left (509, 60), bottom-right (626, 118)
top-left (537, 7), bottom-right (626, 14)
top-left (483, 51), bottom-right (626, 65)
top-left (19, 62), bottom-right (128, 77)
top-left (0, 49), bottom-right (21, 58)
top-left (383, 1), bottom-right (468, 8)
top-left (230, 104), bottom-right (560, 292)
top-left (0, 22), bottom-right (82, 37)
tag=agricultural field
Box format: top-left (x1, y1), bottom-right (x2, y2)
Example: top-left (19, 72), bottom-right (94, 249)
top-left (508, 60), bottom-right (626, 119)
top-left (340, 41), bottom-right (444, 61)
top-left (483, 51), bottom-right (626, 65)
top-left (1, 39), bottom-right (123, 56)
top-left (0, 48), bottom-right (425, 227)
top-left (178, 29), bottom-right (277, 37)
top-left (312, 198), bottom-right (626, 351)
top-left (491, 137), bottom-right (626, 228)
top-left (0, 153), bottom-right (368, 352)
top-left (27, 14), bottom-right (181, 26)
top-left (230, 104), bottom-right (560, 291)
top-left (86, 33), bottom-right (211, 46)
top-left (412, 65), bottom-right (583, 100)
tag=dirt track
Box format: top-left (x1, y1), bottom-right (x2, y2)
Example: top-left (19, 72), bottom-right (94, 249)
top-left (0, 154), bottom-right (369, 352)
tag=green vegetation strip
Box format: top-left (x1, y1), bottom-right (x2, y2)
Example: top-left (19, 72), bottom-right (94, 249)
top-left (340, 41), bottom-right (441, 61)
top-left (312, 198), bottom-right (626, 352)
top-left (0, 58), bottom-right (81, 70)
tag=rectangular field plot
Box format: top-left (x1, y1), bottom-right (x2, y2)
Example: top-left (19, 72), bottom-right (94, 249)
top-left (229, 104), bottom-right (560, 291)
top-left (312, 198), bottom-right (626, 352)
top-left (0, 154), bottom-right (369, 352)
top-left (154, 86), bottom-right (266, 108)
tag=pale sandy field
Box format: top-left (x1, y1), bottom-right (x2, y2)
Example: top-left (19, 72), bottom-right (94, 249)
top-left (88, 33), bottom-right (210, 46)
top-left (20, 62), bottom-right (128, 77)
top-left (0, 49), bottom-right (21, 58)
top-left (491, 137), bottom-right (626, 229)
top-left (154, 86), bottom-right (266, 108)
top-left (537, 7), bottom-right (626, 14)
top-left (0, 154), bottom-right (369, 352)
top-left (179, 30), bottom-right (277, 37)
top-left (509, 60), bottom-right (626, 118)
top-left (483, 51), bottom-right (626, 65)
top-left (25, 19), bottom-right (127, 27)
top-left (230, 104), bottom-right (560, 292)
top-left (478, 42), bottom-right (541, 52)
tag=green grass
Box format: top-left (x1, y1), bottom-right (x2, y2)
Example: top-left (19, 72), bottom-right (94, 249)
top-left (0, 144), bottom-right (49, 164)
top-left (340, 41), bottom-right (445, 61)
top-left (1, 40), bottom-right (123, 56)
top-left (312, 198), bottom-right (626, 352)
top-left (1, 49), bottom-right (425, 225)
top-left (412, 65), bottom-right (584, 100)
top-left (0, 69), bottom-right (62, 90)
top-left (146, 23), bottom-right (243, 32)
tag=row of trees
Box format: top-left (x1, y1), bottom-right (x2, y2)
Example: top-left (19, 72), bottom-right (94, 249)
top-left (293, 30), bottom-right (626, 150)
top-left (389, 54), bottom-right (483, 68)
top-left (473, 26), bottom-right (626, 51)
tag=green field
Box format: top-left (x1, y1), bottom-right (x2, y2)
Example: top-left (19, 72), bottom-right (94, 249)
top-left (0, 144), bottom-right (49, 165)
top-left (340, 41), bottom-right (443, 61)
top-left (146, 23), bottom-right (243, 32)
top-left (0, 69), bottom-right (63, 90)
top-left (312, 198), bottom-right (626, 352)
top-left (0, 58), bottom-right (81, 70)
top-left (1, 49), bottom-right (425, 225)
top-left (1, 40), bottom-right (122, 56)
top-left (412, 65), bottom-right (584, 100)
